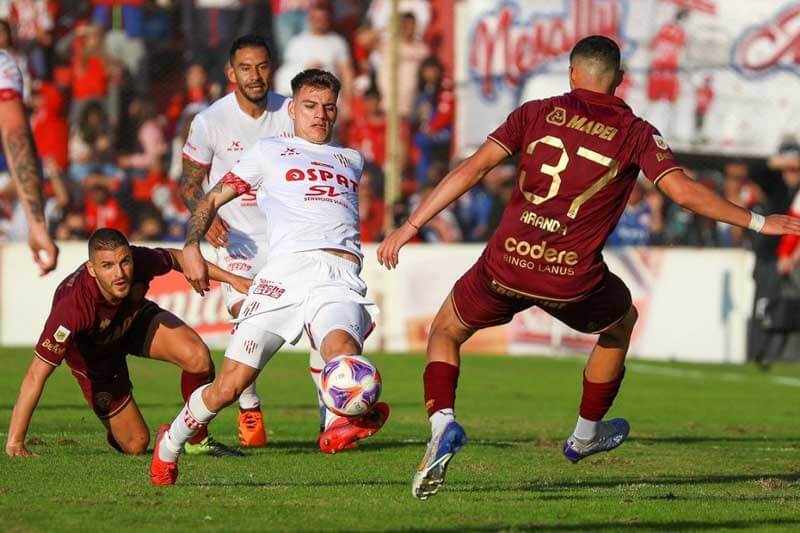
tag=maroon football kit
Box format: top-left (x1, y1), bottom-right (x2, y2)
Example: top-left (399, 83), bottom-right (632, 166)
top-left (34, 246), bottom-right (173, 418)
top-left (452, 88), bottom-right (681, 333)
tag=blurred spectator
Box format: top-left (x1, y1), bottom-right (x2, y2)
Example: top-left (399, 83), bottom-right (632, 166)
top-left (717, 160), bottom-right (763, 247)
top-left (359, 166), bottom-right (385, 242)
top-left (8, 0), bottom-right (53, 79)
top-left (275, 1), bottom-right (354, 119)
top-left (693, 75), bottom-right (713, 144)
top-left (377, 11), bottom-right (428, 118)
top-left (83, 180), bottom-right (129, 234)
top-left (457, 164), bottom-right (512, 242)
top-left (69, 23), bottom-right (111, 124)
top-left (412, 56), bottom-right (453, 187)
top-left (607, 179), bottom-right (664, 246)
top-left (411, 180), bottom-right (461, 242)
top-left (270, 0), bottom-right (312, 62)
top-left (365, 0), bottom-right (430, 40)
top-left (118, 96), bottom-right (168, 174)
top-left (92, 0), bottom-right (148, 91)
top-left (30, 81), bottom-right (69, 172)
top-left (131, 205), bottom-right (165, 241)
top-left (344, 87), bottom-right (386, 166)
top-left (181, 0), bottom-right (257, 91)
top-left (68, 100), bottom-right (115, 183)
top-left (165, 63), bottom-right (211, 136)
top-left (54, 210), bottom-right (89, 240)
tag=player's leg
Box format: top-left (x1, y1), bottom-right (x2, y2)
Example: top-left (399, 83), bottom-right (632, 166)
top-left (308, 348), bottom-right (327, 433)
top-left (103, 396), bottom-right (150, 454)
top-left (308, 301), bottom-right (389, 454)
top-left (150, 319), bottom-right (285, 485)
top-left (553, 272), bottom-right (636, 462)
top-left (140, 309), bottom-right (241, 457)
top-left (413, 260), bottom-right (524, 500)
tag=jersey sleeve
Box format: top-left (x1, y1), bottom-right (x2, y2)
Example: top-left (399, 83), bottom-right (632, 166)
top-left (224, 142), bottom-right (267, 194)
top-left (636, 123), bottom-right (683, 184)
top-left (0, 54), bottom-right (23, 101)
top-left (182, 113), bottom-right (213, 167)
top-left (131, 246), bottom-right (174, 280)
top-left (487, 101), bottom-right (540, 156)
top-left (34, 292), bottom-right (93, 367)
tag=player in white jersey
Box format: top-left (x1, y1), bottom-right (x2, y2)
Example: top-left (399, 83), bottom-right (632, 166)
top-left (150, 69), bottom-right (390, 485)
top-left (180, 34), bottom-right (320, 449)
top-left (0, 50), bottom-right (58, 275)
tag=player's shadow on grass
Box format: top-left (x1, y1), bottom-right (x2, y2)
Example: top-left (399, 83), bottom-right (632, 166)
top-left (405, 518), bottom-right (800, 531)
top-left (630, 435), bottom-right (799, 444)
top-left (185, 479), bottom-right (408, 489)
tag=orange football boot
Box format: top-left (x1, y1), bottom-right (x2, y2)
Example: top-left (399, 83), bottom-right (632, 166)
top-left (319, 402), bottom-right (390, 454)
top-left (238, 408), bottom-right (267, 447)
top-left (150, 424), bottom-right (178, 486)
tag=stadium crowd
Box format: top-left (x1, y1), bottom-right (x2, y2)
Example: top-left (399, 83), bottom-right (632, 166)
top-left (0, 0), bottom-right (798, 253)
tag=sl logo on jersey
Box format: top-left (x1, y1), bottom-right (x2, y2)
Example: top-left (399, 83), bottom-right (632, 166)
top-left (54, 325), bottom-right (71, 343)
top-left (281, 147), bottom-right (300, 156)
top-left (227, 140), bottom-right (244, 152)
top-left (546, 107), bottom-right (567, 126)
top-left (306, 185), bottom-right (347, 198)
top-left (652, 135), bottom-right (669, 150)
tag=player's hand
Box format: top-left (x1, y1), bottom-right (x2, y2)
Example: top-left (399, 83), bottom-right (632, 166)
top-left (377, 221), bottom-right (418, 270)
top-left (230, 275), bottom-right (253, 295)
top-left (183, 245), bottom-right (210, 295)
top-left (5, 441), bottom-right (33, 457)
top-left (205, 216), bottom-right (229, 248)
top-left (28, 222), bottom-right (59, 276)
top-left (760, 215), bottom-right (800, 236)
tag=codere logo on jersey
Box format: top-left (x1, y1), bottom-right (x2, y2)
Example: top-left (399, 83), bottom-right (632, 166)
top-left (503, 237), bottom-right (579, 276)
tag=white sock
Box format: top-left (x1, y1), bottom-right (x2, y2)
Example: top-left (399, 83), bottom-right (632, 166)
top-left (573, 416), bottom-right (598, 441)
top-left (159, 384), bottom-right (216, 462)
top-left (324, 409), bottom-right (342, 430)
top-left (238, 382), bottom-right (261, 410)
top-left (430, 408), bottom-right (455, 435)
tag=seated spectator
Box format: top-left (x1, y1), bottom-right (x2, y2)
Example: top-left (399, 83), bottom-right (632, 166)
top-left (412, 56), bottom-right (453, 187)
top-left (607, 179), bottom-right (663, 246)
top-left (718, 160), bottom-right (763, 247)
top-left (376, 11), bottom-right (428, 118)
top-left (54, 210), bottom-right (89, 241)
top-left (359, 167), bottom-right (385, 242)
top-left (165, 64), bottom-right (210, 137)
top-left (131, 206), bottom-right (165, 242)
top-left (118, 97), bottom-right (168, 175)
top-left (68, 100), bottom-right (116, 184)
top-left (83, 180), bottom-right (129, 234)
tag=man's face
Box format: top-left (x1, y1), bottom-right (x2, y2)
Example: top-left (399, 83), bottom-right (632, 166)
top-left (289, 85), bottom-right (338, 144)
top-left (309, 7), bottom-right (331, 34)
top-left (227, 46), bottom-right (271, 103)
top-left (87, 246), bottom-right (134, 301)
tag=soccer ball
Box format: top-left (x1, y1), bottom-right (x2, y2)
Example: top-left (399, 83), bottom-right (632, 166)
top-left (320, 355), bottom-right (382, 416)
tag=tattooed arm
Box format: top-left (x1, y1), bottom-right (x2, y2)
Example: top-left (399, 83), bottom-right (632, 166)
top-left (180, 157), bottom-right (229, 248)
top-left (182, 180), bottom-right (241, 295)
top-left (0, 98), bottom-right (59, 275)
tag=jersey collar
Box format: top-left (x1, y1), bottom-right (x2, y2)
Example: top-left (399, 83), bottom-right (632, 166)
top-left (571, 88), bottom-right (630, 110)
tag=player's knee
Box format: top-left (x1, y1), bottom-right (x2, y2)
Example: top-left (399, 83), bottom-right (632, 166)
top-left (210, 376), bottom-right (243, 408)
top-left (601, 305), bottom-right (638, 345)
top-left (118, 430), bottom-right (150, 455)
top-left (430, 311), bottom-right (471, 344)
top-left (181, 339), bottom-right (213, 374)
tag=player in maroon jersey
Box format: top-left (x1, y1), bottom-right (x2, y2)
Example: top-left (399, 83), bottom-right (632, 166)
top-left (377, 36), bottom-right (800, 500)
top-left (5, 228), bottom-right (251, 457)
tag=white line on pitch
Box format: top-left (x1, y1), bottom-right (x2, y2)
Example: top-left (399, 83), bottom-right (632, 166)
top-left (627, 363), bottom-right (800, 388)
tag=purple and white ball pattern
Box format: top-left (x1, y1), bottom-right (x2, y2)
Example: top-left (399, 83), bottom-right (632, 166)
top-left (320, 355), bottom-right (382, 416)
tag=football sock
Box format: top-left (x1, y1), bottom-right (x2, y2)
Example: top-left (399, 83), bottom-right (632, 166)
top-left (181, 370), bottom-right (214, 444)
top-left (324, 409), bottom-right (341, 430)
top-left (430, 408), bottom-right (455, 435)
top-left (576, 367), bottom-right (626, 437)
top-left (238, 382), bottom-right (261, 411)
top-left (309, 348), bottom-right (325, 406)
top-left (423, 361), bottom-right (460, 417)
top-left (573, 416), bottom-right (598, 441)
top-left (160, 384), bottom-right (216, 462)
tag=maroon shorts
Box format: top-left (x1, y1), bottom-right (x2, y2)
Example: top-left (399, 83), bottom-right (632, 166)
top-left (451, 259), bottom-right (632, 334)
top-left (67, 301), bottom-right (162, 419)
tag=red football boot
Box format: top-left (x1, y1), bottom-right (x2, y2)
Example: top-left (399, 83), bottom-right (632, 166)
top-left (150, 424), bottom-right (178, 486)
top-left (319, 402), bottom-right (390, 454)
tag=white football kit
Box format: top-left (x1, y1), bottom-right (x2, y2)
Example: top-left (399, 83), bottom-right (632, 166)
top-left (220, 136), bottom-right (378, 369)
top-left (0, 51), bottom-right (23, 100)
top-left (182, 91), bottom-right (294, 311)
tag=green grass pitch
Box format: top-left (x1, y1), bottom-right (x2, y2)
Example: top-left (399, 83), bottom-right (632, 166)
top-left (1, 347), bottom-right (799, 531)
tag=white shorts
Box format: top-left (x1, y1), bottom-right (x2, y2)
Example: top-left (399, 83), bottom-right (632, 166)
top-left (224, 251), bottom-right (379, 370)
top-left (214, 230), bottom-right (269, 313)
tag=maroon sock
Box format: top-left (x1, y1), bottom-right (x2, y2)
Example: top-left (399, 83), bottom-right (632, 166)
top-left (181, 370), bottom-right (214, 444)
top-left (579, 368), bottom-right (626, 421)
top-left (423, 362), bottom-right (460, 417)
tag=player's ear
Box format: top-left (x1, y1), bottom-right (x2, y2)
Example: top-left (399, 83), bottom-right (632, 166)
top-left (568, 65), bottom-right (576, 90)
top-left (86, 259), bottom-right (97, 278)
top-left (225, 61), bottom-right (235, 85)
top-left (288, 99), bottom-right (295, 120)
top-left (613, 69), bottom-right (624, 92)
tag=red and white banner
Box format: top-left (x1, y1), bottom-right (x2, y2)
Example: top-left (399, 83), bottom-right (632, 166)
top-left (455, 0), bottom-right (800, 157)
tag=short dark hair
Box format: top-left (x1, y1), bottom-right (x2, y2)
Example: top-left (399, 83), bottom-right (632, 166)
top-left (229, 34), bottom-right (272, 62)
top-left (570, 35), bottom-right (620, 72)
top-left (88, 228), bottom-right (129, 257)
top-left (290, 69), bottom-right (341, 97)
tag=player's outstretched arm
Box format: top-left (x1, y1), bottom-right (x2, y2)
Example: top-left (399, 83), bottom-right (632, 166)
top-left (180, 157), bottom-right (230, 248)
top-left (167, 248), bottom-right (252, 295)
top-left (0, 99), bottom-right (59, 275)
top-left (658, 169), bottom-right (800, 236)
top-left (5, 356), bottom-right (56, 457)
top-left (377, 139), bottom-right (509, 269)
top-left (183, 181), bottom-right (240, 295)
